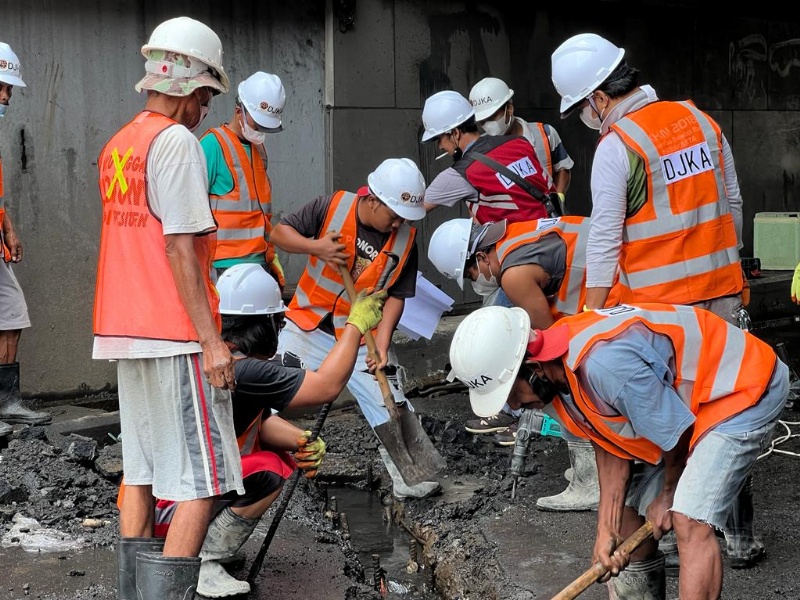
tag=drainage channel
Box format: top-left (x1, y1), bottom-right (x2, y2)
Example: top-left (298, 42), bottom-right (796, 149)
top-left (324, 485), bottom-right (442, 599)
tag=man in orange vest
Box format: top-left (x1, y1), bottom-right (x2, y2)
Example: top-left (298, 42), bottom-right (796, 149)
top-left (201, 71), bottom-right (287, 288)
top-left (93, 17), bottom-right (244, 598)
top-left (449, 304), bottom-right (789, 600)
top-left (551, 33), bottom-right (757, 572)
top-left (271, 157), bottom-right (443, 500)
top-left (0, 41), bottom-right (52, 438)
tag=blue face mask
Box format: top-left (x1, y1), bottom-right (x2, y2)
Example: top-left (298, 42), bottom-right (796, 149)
top-left (0, 104), bottom-right (7, 118)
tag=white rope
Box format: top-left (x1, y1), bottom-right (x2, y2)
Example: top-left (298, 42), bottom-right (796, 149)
top-left (758, 417), bottom-right (800, 460)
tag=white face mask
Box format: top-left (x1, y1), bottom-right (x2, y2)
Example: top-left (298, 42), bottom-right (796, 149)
top-left (481, 107), bottom-right (513, 136)
top-left (0, 104), bottom-right (7, 118)
top-left (241, 113), bottom-right (266, 145)
top-left (471, 259), bottom-right (499, 296)
top-left (579, 104), bottom-right (602, 130)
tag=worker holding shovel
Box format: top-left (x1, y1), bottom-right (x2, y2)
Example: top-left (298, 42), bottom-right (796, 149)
top-left (449, 304), bottom-right (789, 599)
top-left (270, 157), bottom-right (445, 500)
top-left (122, 263), bottom-right (388, 598)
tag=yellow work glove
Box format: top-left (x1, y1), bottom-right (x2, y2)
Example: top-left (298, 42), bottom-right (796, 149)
top-left (294, 431), bottom-right (326, 479)
top-left (792, 262), bottom-right (800, 304)
top-left (345, 289), bottom-right (388, 334)
top-left (269, 254), bottom-right (286, 289)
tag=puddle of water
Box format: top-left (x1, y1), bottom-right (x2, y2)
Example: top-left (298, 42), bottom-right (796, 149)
top-left (326, 486), bottom-right (442, 599)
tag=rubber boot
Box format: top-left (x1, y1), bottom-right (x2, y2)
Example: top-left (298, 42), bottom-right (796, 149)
top-left (378, 447), bottom-right (440, 500)
top-left (724, 475), bottom-right (765, 568)
top-left (657, 530), bottom-right (679, 577)
top-left (536, 440), bottom-right (599, 511)
top-left (196, 507), bottom-right (260, 598)
top-left (136, 551), bottom-right (201, 600)
top-left (607, 552), bottom-right (666, 600)
top-left (0, 420), bottom-right (12, 437)
top-left (117, 537), bottom-right (165, 600)
top-left (0, 363), bottom-right (51, 425)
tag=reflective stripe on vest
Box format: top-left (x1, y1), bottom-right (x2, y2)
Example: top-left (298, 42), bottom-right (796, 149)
top-left (554, 303), bottom-right (776, 463)
top-left (207, 125), bottom-right (274, 262)
top-left (287, 191), bottom-right (416, 339)
top-left (610, 101), bottom-right (742, 304)
top-left (455, 135), bottom-right (552, 225)
top-left (94, 111), bottom-right (220, 341)
top-left (524, 121), bottom-right (553, 178)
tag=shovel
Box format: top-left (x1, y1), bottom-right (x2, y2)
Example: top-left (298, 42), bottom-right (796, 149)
top-left (338, 262), bottom-right (446, 487)
top-left (550, 521), bottom-right (654, 600)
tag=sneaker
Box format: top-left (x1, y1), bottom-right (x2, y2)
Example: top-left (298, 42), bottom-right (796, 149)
top-left (465, 411), bottom-right (518, 434)
top-left (493, 422), bottom-right (518, 447)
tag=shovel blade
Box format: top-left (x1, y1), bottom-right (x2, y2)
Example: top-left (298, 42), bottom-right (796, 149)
top-left (376, 413), bottom-right (446, 487)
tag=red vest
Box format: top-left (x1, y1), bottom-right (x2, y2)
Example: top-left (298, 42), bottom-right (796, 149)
top-left (94, 111), bottom-right (220, 342)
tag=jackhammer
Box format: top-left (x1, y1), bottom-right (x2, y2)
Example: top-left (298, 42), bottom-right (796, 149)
top-left (510, 407), bottom-right (562, 500)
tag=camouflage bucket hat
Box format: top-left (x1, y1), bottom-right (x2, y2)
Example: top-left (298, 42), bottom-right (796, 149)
top-left (135, 49), bottom-right (225, 97)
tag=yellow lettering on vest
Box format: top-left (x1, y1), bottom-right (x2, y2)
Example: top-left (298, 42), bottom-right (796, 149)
top-left (105, 147), bottom-right (133, 199)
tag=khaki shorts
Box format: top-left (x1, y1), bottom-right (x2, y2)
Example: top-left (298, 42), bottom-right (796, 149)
top-left (117, 354), bottom-right (244, 502)
top-left (0, 261), bottom-right (30, 330)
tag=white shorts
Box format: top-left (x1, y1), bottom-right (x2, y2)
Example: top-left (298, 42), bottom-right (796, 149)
top-left (0, 261), bottom-right (30, 330)
top-left (117, 354), bottom-right (244, 502)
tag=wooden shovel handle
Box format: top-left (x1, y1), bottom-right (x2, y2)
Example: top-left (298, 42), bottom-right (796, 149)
top-left (550, 521), bottom-right (654, 600)
top-left (337, 264), bottom-right (399, 419)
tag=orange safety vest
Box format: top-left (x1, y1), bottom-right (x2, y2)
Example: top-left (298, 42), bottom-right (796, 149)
top-left (205, 125), bottom-right (274, 263)
top-left (549, 303), bottom-right (777, 463)
top-left (287, 190), bottom-right (416, 339)
top-left (523, 121), bottom-right (553, 179)
top-left (94, 111), bottom-right (220, 342)
top-left (0, 156), bottom-right (9, 262)
top-left (609, 101), bottom-right (742, 304)
top-left (495, 216), bottom-right (622, 318)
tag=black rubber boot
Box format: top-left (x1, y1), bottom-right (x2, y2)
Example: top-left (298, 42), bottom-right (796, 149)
top-left (0, 362), bottom-right (51, 425)
top-left (117, 537), bottom-right (165, 600)
top-left (136, 552), bottom-right (201, 600)
top-left (724, 475), bottom-right (766, 568)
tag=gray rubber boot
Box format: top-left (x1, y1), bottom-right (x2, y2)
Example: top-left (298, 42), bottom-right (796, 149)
top-left (117, 537), bottom-right (165, 600)
top-left (724, 475), bottom-right (766, 568)
top-left (0, 363), bottom-right (51, 425)
top-left (537, 440), bottom-right (599, 511)
top-left (607, 551), bottom-right (666, 600)
top-left (378, 447), bottom-right (440, 500)
top-left (196, 507), bottom-right (260, 598)
top-left (657, 530), bottom-right (679, 577)
top-left (136, 552), bottom-right (201, 600)
top-left (0, 420), bottom-right (12, 437)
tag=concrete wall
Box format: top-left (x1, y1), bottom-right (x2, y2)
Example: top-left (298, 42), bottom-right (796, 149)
top-left (3, 1), bottom-right (800, 395)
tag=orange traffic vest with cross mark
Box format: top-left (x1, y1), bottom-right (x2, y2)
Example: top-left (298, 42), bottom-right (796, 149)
top-left (205, 125), bottom-right (274, 263)
top-left (524, 121), bottom-right (553, 179)
top-left (287, 191), bottom-right (416, 340)
top-left (94, 111), bottom-right (220, 342)
top-left (609, 101), bottom-right (742, 304)
top-left (549, 303), bottom-right (777, 463)
top-left (495, 216), bottom-right (622, 319)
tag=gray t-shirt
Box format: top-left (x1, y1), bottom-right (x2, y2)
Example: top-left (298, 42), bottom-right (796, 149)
top-left (499, 231), bottom-right (567, 298)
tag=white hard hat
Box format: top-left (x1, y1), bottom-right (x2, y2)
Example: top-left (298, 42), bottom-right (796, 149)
top-left (217, 264), bottom-right (286, 315)
top-left (140, 16), bottom-right (229, 93)
top-left (0, 42), bottom-right (26, 87)
top-left (428, 219), bottom-right (472, 290)
top-left (238, 71), bottom-right (286, 131)
top-left (421, 90), bottom-right (475, 142)
top-left (469, 77), bottom-right (514, 122)
top-left (366, 158), bottom-right (427, 221)
top-left (551, 33), bottom-right (625, 116)
top-left (448, 306), bottom-right (531, 417)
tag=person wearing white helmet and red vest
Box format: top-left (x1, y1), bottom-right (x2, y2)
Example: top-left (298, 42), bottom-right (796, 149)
top-left (0, 42), bottom-right (52, 439)
top-left (551, 32), bottom-right (759, 575)
top-left (449, 304), bottom-right (788, 600)
top-left (469, 76), bottom-right (574, 209)
top-left (201, 71), bottom-right (288, 289)
top-left (93, 16), bottom-right (244, 598)
top-left (271, 158), bottom-right (444, 500)
top-left (420, 89), bottom-right (559, 225)
top-left (119, 264), bottom-right (387, 597)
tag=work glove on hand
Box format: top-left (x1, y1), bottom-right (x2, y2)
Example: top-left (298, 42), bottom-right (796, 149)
top-left (294, 431), bottom-right (326, 479)
top-left (269, 253), bottom-right (286, 289)
top-left (792, 262), bottom-right (800, 304)
top-left (346, 290), bottom-right (388, 334)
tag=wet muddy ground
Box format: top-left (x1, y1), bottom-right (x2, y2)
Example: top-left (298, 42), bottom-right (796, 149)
top-left (2, 386), bottom-right (800, 600)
